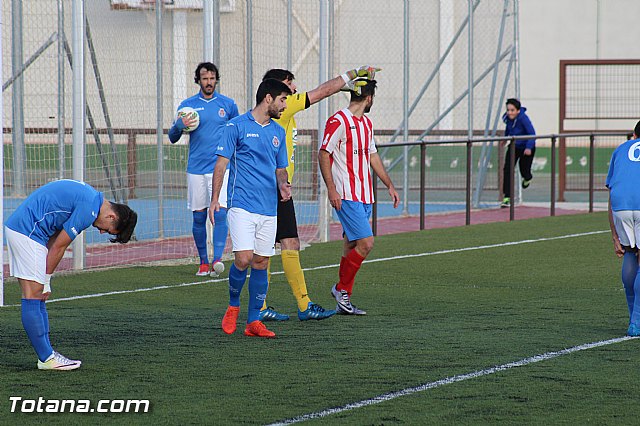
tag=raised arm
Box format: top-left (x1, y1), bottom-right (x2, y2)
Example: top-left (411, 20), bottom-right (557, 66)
top-left (306, 75), bottom-right (350, 106)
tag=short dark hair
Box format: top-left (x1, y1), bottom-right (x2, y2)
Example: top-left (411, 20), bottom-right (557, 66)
top-left (110, 202), bottom-right (137, 244)
top-left (194, 62), bottom-right (220, 83)
top-left (634, 120), bottom-right (640, 138)
top-left (262, 69), bottom-right (295, 83)
top-left (506, 98), bottom-right (521, 110)
top-left (350, 79), bottom-right (377, 103)
top-left (256, 79), bottom-right (292, 105)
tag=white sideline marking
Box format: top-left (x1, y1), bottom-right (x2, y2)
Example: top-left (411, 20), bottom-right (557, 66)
top-left (266, 335), bottom-right (638, 425)
top-left (1, 230), bottom-right (608, 308)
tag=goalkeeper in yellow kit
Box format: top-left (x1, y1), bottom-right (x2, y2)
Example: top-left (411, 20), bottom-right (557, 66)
top-left (258, 65), bottom-right (379, 321)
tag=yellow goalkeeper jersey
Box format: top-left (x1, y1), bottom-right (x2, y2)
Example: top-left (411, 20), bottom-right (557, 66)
top-left (274, 92), bottom-right (309, 182)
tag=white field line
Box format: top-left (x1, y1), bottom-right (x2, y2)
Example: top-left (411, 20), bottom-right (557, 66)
top-left (1, 230), bottom-right (608, 308)
top-left (266, 335), bottom-right (637, 426)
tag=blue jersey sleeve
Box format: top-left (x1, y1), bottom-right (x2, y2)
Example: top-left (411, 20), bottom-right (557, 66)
top-left (606, 149), bottom-right (617, 189)
top-left (217, 122), bottom-right (238, 159)
top-left (169, 102), bottom-right (187, 144)
top-left (62, 202), bottom-right (98, 241)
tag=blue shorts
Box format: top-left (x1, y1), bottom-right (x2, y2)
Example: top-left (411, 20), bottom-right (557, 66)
top-left (335, 200), bottom-right (373, 242)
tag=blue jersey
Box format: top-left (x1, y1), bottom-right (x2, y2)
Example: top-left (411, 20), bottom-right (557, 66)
top-left (5, 180), bottom-right (103, 247)
top-left (606, 138), bottom-right (640, 211)
top-left (216, 111), bottom-right (288, 216)
top-left (169, 91), bottom-right (239, 174)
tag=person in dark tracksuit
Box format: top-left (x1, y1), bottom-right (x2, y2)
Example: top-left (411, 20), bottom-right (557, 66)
top-left (501, 98), bottom-right (536, 208)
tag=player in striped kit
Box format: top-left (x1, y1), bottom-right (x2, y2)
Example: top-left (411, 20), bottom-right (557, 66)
top-left (319, 79), bottom-right (399, 315)
top-left (169, 62), bottom-right (239, 277)
top-left (256, 66), bottom-right (378, 322)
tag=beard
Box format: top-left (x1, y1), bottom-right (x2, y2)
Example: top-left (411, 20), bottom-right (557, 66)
top-left (201, 83), bottom-right (215, 95)
top-left (268, 105), bottom-right (284, 119)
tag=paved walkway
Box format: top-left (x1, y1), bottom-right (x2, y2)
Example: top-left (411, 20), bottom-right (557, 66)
top-left (2, 204), bottom-right (595, 275)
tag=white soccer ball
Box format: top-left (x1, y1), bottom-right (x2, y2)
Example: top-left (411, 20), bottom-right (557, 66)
top-left (212, 261), bottom-right (225, 276)
top-left (176, 106), bottom-right (200, 133)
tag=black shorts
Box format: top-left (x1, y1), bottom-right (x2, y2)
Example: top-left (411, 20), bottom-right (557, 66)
top-left (276, 194), bottom-right (298, 242)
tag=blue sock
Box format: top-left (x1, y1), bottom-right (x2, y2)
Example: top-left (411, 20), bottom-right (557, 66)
top-left (21, 299), bottom-right (54, 362)
top-left (229, 263), bottom-right (248, 307)
top-left (621, 252), bottom-right (638, 318)
top-left (40, 301), bottom-right (51, 347)
top-left (213, 208), bottom-right (228, 262)
top-left (247, 268), bottom-right (269, 323)
top-left (192, 210), bottom-right (209, 265)
top-left (630, 265), bottom-right (640, 327)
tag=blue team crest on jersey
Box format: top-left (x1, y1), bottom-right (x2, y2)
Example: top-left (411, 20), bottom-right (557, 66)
top-left (272, 136), bottom-right (280, 148)
top-left (218, 108), bottom-right (226, 118)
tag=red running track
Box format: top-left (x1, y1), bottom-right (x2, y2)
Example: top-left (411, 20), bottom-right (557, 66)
top-left (3, 205), bottom-right (587, 275)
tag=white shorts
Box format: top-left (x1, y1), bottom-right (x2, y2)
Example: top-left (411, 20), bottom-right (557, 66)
top-left (187, 169), bottom-right (229, 211)
top-left (227, 208), bottom-right (277, 257)
top-left (613, 210), bottom-right (640, 249)
top-left (5, 226), bottom-right (48, 285)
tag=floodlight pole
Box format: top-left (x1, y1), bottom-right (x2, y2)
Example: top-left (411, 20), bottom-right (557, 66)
top-left (156, 0), bottom-right (164, 238)
top-left (203, 0), bottom-right (220, 65)
top-left (466, 0), bottom-right (474, 224)
top-left (245, 0), bottom-right (253, 111)
top-left (204, 0), bottom-right (213, 62)
top-left (71, 0), bottom-right (85, 270)
top-left (11, 0), bottom-right (26, 197)
top-left (402, 0), bottom-right (409, 215)
top-left (318, 0), bottom-right (330, 242)
top-left (287, 0), bottom-right (292, 70)
top-left (473, 0), bottom-right (508, 207)
top-left (1, 1), bottom-right (4, 307)
top-left (58, 0), bottom-right (65, 179)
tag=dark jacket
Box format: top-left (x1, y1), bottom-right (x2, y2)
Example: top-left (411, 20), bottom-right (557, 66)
top-left (503, 107), bottom-right (536, 150)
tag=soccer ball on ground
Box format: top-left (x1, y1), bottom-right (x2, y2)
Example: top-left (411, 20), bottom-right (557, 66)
top-left (176, 107), bottom-right (200, 133)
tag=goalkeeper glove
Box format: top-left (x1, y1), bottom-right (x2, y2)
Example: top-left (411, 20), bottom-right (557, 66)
top-left (341, 65), bottom-right (381, 95)
top-left (341, 78), bottom-right (369, 96)
top-left (341, 65), bottom-right (381, 83)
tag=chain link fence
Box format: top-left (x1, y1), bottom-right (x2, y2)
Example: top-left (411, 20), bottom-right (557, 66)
top-left (2, 0), bottom-right (518, 275)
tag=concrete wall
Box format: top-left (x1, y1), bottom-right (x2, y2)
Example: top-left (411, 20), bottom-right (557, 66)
top-left (4, 0), bottom-right (639, 136)
top-left (519, 0), bottom-right (640, 134)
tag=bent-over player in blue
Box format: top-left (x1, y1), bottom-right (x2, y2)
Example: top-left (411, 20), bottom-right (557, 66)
top-left (169, 62), bottom-right (239, 277)
top-left (4, 180), bottom-right (137, 370)
top-left (606, 120), bottom-right (640, 336)
top-left (209, 79), bottom-right (292, 338)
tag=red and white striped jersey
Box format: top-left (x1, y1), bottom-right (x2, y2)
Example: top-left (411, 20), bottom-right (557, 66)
top-left (320, 108), bottom-right (377, 203)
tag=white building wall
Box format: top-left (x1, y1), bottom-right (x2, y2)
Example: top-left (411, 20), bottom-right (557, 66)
top-left (519, 0), bottom-right (640, 134)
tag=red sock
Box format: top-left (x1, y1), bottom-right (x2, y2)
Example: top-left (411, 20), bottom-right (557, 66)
top-left (337, 250), bottom-right (365, 295)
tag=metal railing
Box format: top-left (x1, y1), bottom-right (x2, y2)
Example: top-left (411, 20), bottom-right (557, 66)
top-left (371, 131), bottom-right (632, 235)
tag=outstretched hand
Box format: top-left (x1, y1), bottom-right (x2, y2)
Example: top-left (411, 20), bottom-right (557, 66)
top-left (355, 65), bottom-right (381, 80)
top-left (342, 65), bottom-right (382, 95)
